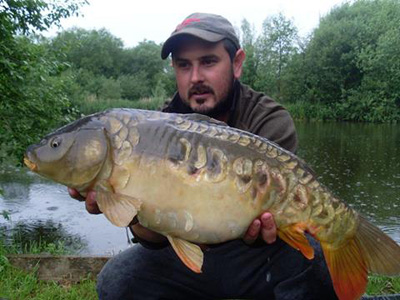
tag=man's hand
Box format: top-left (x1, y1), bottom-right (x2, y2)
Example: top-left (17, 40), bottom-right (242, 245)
top-left (243, 212), bottom-right (277, 244)
top-left (68, 188), bottom-right (102, 214)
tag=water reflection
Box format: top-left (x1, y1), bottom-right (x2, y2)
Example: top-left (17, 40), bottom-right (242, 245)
top-left (0, 167), bottom-right (132, 255)
top-left (296, 121), bottom-right (400, 241)
top-left (0, 219), bottom-right (86, 253)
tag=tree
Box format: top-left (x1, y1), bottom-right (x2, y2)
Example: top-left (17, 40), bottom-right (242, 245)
top-left (0, 0), bottom-right (85, 38)
top-left (281, 34), bottom-right (311, 103)
top-left (255, 13), bottom-right (299, 100)
top-left (239, 18), bottom-right (258, 88)
top-left (0, 0), bottom-right (86, 164)
top-left (49, 32), bottom-right (177, 102)
top-left (120, 40), bottom-right (172, 99)
top-left (301, 0), bottom-right (400, 122)
top-left (51, 28), bottom-right (124, 78)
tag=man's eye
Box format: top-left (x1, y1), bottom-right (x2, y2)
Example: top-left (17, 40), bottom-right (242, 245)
top-left (203, 59), bottom-right (217, 66)
top-left (177, 62), bottom-right (189, 68)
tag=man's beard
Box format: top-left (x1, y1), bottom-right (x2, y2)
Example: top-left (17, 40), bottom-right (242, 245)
top-left (184, 77), bottom-right (235, 119)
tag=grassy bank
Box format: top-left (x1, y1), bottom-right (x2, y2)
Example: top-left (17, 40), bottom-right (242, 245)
top-left (0, 239), bottom-right (97, 300)
top-left (367, 276), bottom-right (400, 296)
top-left (1, 239), bottom-right (399, 299)
top-left (1, 260), bottom-right (399, 299)
top-left (0, 264), bottom-right (97, 300)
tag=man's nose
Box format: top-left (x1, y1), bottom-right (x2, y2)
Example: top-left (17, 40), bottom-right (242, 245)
top-left (190, 65), bottom-right (204, 83)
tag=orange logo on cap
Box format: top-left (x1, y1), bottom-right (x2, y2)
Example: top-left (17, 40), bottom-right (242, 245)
top-left (176, 18), bottom-right (201, 31)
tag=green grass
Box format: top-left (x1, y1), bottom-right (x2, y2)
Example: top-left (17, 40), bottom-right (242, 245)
top-left (367, 275), bottom-right (400, 295)
top-left (1, 243), bottom-right (399, 299)
top-left (0, 263), bottom-right (97, 300)
top-left (0, 239), bottom-right (97, 299)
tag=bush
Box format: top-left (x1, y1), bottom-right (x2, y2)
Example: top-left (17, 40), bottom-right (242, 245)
top-left (98, 77), bottom-right (121, 100)
top-left (0, 37), bottom-right (80, 165)
top-left (285, 101), bottom-right (336, 121)
top-left (0, 0), bottom-right (86, 166)
top-left (119, 73), bottom-right (150, 100)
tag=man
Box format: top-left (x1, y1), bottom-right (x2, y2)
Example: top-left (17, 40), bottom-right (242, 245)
top-left (70, 13), bottom-right (337, 299)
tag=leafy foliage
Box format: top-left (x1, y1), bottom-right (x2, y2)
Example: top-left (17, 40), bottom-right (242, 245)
top-left (256, 13), bottom-right (299, 100)
top-left (239, 0), bottom-right (400, 122)
top-left (240, 19), bottom-right (258, 88)
top-left (51, 28), bottom-right (124, 78)
top-left (0, 0), bottom-right (85, 38)
top-left (0, 0), bottom-right (86, 165)
top-left (298, 0), bottom-right (400, 121)
top-left (1, 38), bottom-right (80, 162)
top-left (240, 13), bottom-right (299, 101)
top-left (50, 31), bottom-right (175, 102)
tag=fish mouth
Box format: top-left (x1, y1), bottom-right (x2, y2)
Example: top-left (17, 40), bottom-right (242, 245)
top-left (24, 156), bottom-right (37, 172)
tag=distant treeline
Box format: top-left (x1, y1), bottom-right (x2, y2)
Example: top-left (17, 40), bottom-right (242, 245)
top-left (241, 0), bottom-right (400, 123)
top-left (0, 0), bottom-right (399, 164)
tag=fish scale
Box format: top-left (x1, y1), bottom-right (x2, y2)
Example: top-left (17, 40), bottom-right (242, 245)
top-left (24, 108), bottom-right (400, 300)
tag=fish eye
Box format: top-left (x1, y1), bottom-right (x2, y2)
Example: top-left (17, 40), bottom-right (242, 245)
top-left (50, 137), bottom-right (61, 149)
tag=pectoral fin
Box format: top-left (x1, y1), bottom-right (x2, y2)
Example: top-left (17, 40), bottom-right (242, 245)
top-left (95, 191), bottom-right (142, 227)
top-left (167, 235), bottom-right (203, 273)
top-left (278, 223), bottom-right (314, 260)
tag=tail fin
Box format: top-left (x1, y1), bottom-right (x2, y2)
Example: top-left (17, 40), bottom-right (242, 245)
top-left (321, 239), bottom-right (368, 300)
top-left (321, 216), bottom-right (400, 300)
top-left (356, 216), bottom-right (400, 275)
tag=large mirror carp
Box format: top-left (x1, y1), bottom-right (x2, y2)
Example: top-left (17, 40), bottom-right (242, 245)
top-left (24, 108), bottom-right (400, 300)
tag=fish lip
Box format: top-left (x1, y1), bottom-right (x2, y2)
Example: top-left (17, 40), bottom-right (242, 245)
top-left (24, 156), bottom-right (37, 172)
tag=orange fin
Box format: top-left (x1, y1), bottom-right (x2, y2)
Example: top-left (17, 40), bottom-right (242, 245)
top-left (278, 223), bottom-right (314, 259)
top-left (321, 239), bottom-right (368, 300)
top-left (95, 191), bottom-right (142, 227)
top-left (167, 235), bottom-right (203, 273)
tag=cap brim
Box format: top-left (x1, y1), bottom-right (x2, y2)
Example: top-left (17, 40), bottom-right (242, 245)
top-left (161, 28), bottom-right (225, 59)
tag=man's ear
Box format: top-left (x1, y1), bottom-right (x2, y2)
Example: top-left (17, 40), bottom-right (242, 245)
top-left (233, 49), bottom-right (246, 79)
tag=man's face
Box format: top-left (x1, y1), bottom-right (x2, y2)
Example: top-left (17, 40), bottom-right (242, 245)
top-left (172, 39), bottom-right (244, 116)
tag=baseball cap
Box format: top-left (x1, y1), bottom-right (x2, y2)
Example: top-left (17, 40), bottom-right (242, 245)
top-left (161, 13), bottom-right (240, 59)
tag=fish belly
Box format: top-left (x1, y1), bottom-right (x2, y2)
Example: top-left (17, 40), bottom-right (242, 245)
top-left (117, 157), bottom-right (259, 244)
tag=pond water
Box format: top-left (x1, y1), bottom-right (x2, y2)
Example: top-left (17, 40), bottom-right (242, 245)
top-left (296, 122), bottom-right (400, 243)
top-left (0, 121), bottom-right (399, 255)
top-left (0, 170), bottom-right (131, 255)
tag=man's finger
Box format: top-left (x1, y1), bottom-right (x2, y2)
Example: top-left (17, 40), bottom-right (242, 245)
top-left (68, 187), bottom-right (85, 201)
top-left (243, 219), bottom-right (261, 244)
top-left (260, 212), bottom-right (277, 244)
top-left (85, 190), bottom-right (102, 214)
